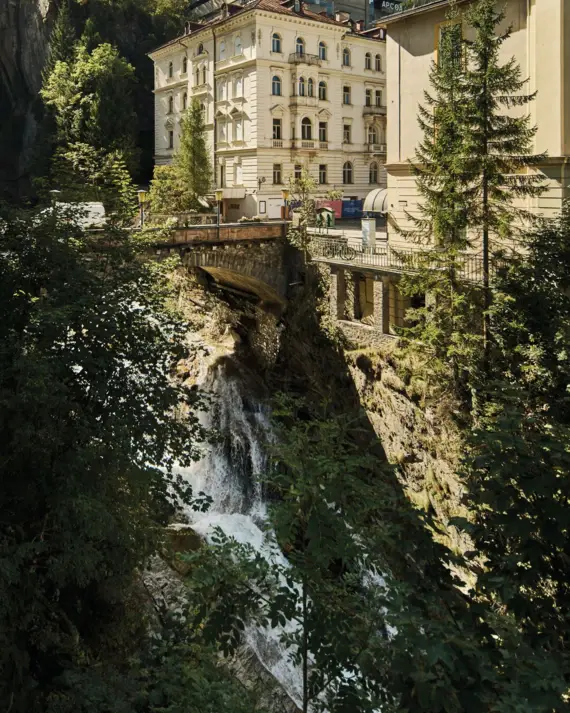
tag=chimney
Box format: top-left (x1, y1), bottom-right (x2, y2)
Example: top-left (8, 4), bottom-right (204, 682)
top-left (355, 19), bottom-right (363, 31)
top-left (294, 0), bottom-right (302, 13)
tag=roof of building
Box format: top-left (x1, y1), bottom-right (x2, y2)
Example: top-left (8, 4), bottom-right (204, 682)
top-left (150, 0), bottom-right (377, 54)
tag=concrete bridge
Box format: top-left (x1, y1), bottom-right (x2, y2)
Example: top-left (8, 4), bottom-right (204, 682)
top-left (153, 220), bottom-right (293, 306)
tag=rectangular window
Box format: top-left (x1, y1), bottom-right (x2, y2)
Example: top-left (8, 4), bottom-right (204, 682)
top-left (343, 124), bottom-right (351, 143)
top-left (319, 164), bottom-right (327, 184)
top-left (294, 164), bottom-right (302, 181)
top-left (273, 163), bottom-right (282, 184)
top-left (235, 76), bottom-right (243, 97)
top-left (318, 121), bottom-right (327, 142)
top-left (438, 22), bottom-right (462, 68)
top-left (168, 130), bottom-right (174, 149)
top-left (375, 89), bottom-right (382, 107)
top-left (273, 118), bottom-right (282, 140)
top-left (343, 86), bottom-right (350, 105)
top-left (365, 89), bottom-right (372, 107)
top-left (235, 119), bottom-right (243, 141)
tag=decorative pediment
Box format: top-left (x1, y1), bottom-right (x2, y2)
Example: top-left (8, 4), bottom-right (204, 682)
top-left (318, 108), bottom-right (332, 119)
top-left (269, 103), bottom-right (286, 116)
top-left (215, 109), bottom-right (226, 118)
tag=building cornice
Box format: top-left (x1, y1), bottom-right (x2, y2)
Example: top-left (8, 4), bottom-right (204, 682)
top-left (379, 0), bottom-right (470, 26)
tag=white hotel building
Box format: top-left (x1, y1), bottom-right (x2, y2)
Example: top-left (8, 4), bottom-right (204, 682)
top-left (149, 0), bottom-right (386, 220)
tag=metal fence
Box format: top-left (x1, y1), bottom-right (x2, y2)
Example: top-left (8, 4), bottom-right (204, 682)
top-left (309, 236), bottom-right (494, 284)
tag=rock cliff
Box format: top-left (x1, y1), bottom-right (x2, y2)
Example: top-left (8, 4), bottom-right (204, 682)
top-left (0, 0), bottom-right (58, 198)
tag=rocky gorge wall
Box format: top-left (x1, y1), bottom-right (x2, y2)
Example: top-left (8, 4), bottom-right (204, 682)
top-left (0, 0), bottom-right (57, 198)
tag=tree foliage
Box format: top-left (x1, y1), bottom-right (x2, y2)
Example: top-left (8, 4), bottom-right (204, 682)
top-left (148, 100), bottom-right (212, 215)
top-left (41, 42), bottom-right (137, 165)
top-left (459, 205), bottom-right (570, 691)
top-left (0, 198), bottom-right (206, 710)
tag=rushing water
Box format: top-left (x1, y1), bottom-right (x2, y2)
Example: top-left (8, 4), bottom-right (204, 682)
top-left (174, 350), bottom-right (304, 709)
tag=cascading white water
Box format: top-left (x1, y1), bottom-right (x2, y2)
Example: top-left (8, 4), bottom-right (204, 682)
top-left (174, 348), bottom-right (304, 710)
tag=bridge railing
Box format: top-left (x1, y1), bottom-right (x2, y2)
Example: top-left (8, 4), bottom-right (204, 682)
top-left (309, 236), bottom-right (501, 284)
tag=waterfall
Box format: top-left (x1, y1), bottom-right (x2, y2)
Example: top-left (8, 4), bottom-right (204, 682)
top-left (174, 347), bottom-right (304, 710)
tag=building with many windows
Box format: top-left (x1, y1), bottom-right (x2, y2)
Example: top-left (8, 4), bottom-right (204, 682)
top-left (149, 0), bottom-right (386, 220)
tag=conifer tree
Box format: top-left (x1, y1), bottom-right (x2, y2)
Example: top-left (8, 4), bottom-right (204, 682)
top-left (148, 99), bottom-right (212, 215)
top-left (462, 0), bottom-right (545, 346)
top-left (44, 0), bottom-right (76, 77)
top-left (398, 2), bottom-right (480, 397)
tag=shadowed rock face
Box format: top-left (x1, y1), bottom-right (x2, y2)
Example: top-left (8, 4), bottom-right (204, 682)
top-left (0, 0), bottom-right (57, 199)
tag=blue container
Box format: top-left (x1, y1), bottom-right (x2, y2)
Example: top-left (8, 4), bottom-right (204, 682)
top-left (341, 199), bottom-right (364, 218)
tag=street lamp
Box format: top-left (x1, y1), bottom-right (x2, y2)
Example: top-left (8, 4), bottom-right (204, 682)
top-left (137, 189), bottom-right (148, 228)
top-left (281, 188), bottom-right (290, 220)
top-left (215, 189), bottom-right (224, 239)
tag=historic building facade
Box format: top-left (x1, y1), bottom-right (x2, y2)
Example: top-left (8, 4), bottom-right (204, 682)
top-left (381, 0), bottom-right (570, 248)
top-left (150, 0), bottom-right (386, 220)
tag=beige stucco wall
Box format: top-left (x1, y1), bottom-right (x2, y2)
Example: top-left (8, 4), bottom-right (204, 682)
top-left (385, 0), bottom-right (570, 247)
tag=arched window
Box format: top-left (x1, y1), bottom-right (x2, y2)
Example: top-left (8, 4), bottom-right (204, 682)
top-left (234, 35), bottom-right (242, 55)
top-left (343, 161), bottom-right (353, 184)
top-left (296, 37), bottom-right (305, 56)
top-left (272, 33), bottom-right (281, 52)
top-left (342, 47), bottom-right (350, 66)
top-left (195, 68), bottom-right (200, 85)
top-left (365, 52), bottom-right (371, 70)
top-left (219, 40), bottom-right (226, 60)
top-left (318, 80), bottom-right (327, 100)
top-left (368, 126), bottom-right (378, 144)
top-left (272, 75), bottom-right (282, 95)
top-left (318, 41), bottom-right (327, 60)
top-left (168, 61), bottom-right (173, 78)
top-left (200, 102), bottom-right (206, 118)
top-left (202, 66), bottom-right (206, 84)
top-left (182, 56), bottom-right (188, 74)
top-left (168, 95), bottom-right (174, 113)
top-left (307, 78), bottom-right (314, 97)
top-left (298, 76), bottom-right (305, 96)
top-left (301, 117), bottom-right (312, 140)
top-left (375, 54), bottom-right (382, 71)
top-left (198, 43), bottom-right (204, 55)
top-left (182, 92), bottom-right (187, 110)
top-left (369, 161), bottom-right (379, 184)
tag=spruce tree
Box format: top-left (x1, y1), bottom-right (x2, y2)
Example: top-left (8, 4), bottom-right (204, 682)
top-left (398, 2), bottom-right (480, 398)
top-left (148, 99), bottom-right (212, 215)
top-left (44, 0), bottom-right (76, 77)
top-left (462, 0), bottom-right (545, 347)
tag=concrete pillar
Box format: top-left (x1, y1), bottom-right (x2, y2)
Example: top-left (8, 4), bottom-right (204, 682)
top-left (330, 266), bottom-right (347, 320)
top-left (373, 276), bottom-right (390, 333)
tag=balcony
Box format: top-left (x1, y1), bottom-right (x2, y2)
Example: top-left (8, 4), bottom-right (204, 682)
top-left (309, 237), bottom-right (500, 284)
top-left (288, 51), bottom-right (322, 66)
top-left (192, 83), bottom-right (209, 95)
top-left (363, 105), bottom-right (387, 116)
top-left (291, 140), bottom-right (317, 151)
top-left (319, 141), bottom-right (328, 149)
top-left (289, 95), bottom-right (319, 108)
top-left (368, 143), bottom-right (387, 154)
top-left (272, 139), bottom-right (284, 148)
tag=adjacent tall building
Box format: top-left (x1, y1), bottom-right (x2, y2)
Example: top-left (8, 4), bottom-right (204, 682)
top-left (381, 0), bottom-right (570, 246)
top-left (150, 0), bottom-right (386, 220)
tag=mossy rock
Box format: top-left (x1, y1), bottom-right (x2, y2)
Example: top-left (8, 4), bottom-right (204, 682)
top-left (163, 526), bottom-right (203, 575)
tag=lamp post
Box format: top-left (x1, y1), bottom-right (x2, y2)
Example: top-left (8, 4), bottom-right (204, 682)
top-left (215, 188), bottom-right (224, 241)
top-left (281, 188), bottom-right (290, 220)
top-left (137, 189), bottom-right (148, 228)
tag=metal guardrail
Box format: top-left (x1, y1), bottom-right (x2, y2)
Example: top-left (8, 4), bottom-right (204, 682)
top-left (309, 236), bottom-right (494, 284)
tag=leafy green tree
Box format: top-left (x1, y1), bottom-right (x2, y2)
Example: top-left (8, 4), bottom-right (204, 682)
top-left (458, 205), bottom-right (570, 692)
top-left (462, 0), bottom-right (545, 345)
top-left (148, 99), bottom-right (212, 215)
top-left (187, 399), bottom-right (566, 713)
top-left (287, 168), bottom-right (317, 253)
top-left (41, 42), bottom-right (137, 165)
top-left (0, 196), bottom-right (206, 710)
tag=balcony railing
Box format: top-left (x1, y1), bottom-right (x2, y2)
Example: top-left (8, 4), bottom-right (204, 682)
top-left (272, 139), bottom-right (283, 148)
top-left (319, 141), bottom-right (328, 149)
top-left (309, 236), bottom-right (500, 284)
top-left (368, 143), bottom-right (387, 153)
top-left (290, 95), bottom-right (319, 107)
top-left (288, 51), bottom-right (322, 66)
top-left (291, 140), bottom-right (316, 150)
top-left (363, 105), bottom-right (387, 116)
